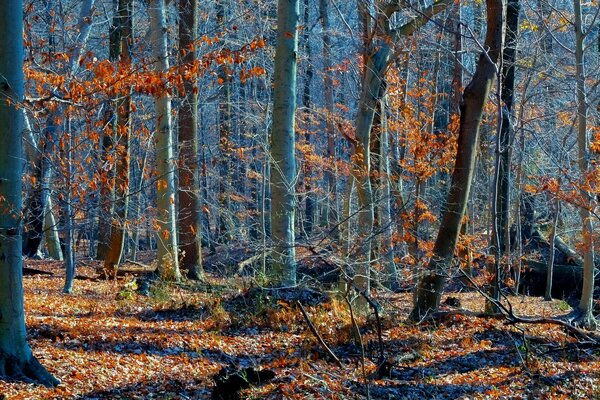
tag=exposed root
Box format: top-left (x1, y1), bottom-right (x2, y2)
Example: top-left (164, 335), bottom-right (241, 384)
top-left (567, 310), bottom-right (598, 331)
top-left (0, 352), bottom-right (59, 387)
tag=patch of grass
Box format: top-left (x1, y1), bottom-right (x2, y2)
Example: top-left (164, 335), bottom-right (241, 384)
top-left (556, 300), bottom-right (571, 312)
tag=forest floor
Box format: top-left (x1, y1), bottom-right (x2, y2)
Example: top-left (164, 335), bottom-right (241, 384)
top-left (1, 257), bottom-right (600, 399)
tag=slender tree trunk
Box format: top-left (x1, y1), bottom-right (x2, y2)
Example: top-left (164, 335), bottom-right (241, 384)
top-left (301, 0), bottom-right (315, 237)
top-left (410, 0), bottom-right (503, 320)
top-left (177, 0), bottom-right (203, 280)
top-left (379, 96), bottom-right (397, 287)
top-left (63, 116), bottom-right (76, 293)
top-left (216, 0), bottom-right (235, 245)
top-left (501, 0), bottom-right (519, 257)
top-left (0, 0), bottom-right (59, 385)
top-left (149, 0), bottom-right (181, 280)
top-left (319, 0), bottom-right (338, 234)
top-left (573, 0), bottom-right (596, 329)
top-left (44, 198), bottom-right (63, 260)
top-left (544, 198), bottom-right (560, 300)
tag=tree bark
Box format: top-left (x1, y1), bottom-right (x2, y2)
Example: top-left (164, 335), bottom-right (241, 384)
top-left (573, 0), bottom-right (596, 329)
top-left (177, 0), bottom-right (203, 280)
top-left (410, 0), bottom-right (503, 321)
top-left (103, 0), bottom-right (133, 278)
top-left (216, 0), bottom-right (235, 245)
top-left (149, 0), bottom-right (181, 281)
top-left (319, 0), bottom-right (338, 234)
top-left (269, 0), bottom-right (300, 286)
top-left (0, 0), bottom-right (59, 385)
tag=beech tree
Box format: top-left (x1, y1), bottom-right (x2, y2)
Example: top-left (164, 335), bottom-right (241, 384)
top-left (0, 0), bottom-right (58, 385)
top-left (103, 0), bottom-right (134, 278)
top-left (269, 0), bottom-right (300, 285)
top-left (149, 0), bottom-right (181, 280)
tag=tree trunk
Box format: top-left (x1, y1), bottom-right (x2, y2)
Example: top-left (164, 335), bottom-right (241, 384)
top-left (573, 0), bottom-right (596, 329)
top-left (410, 0), bottom-right (503, 321)
top-left (378, 96), bottom-right (397, 287)
top-left (216, 0), bottom-right (235, 245)
top-left (301, 0), bottom-right (315, 237)
top-left (497, 0), bottom-right (518, 255)
top-left (544, 199), bottom-right (560, 300)
top-left (319, 0), bottom-right (338, 234)
top-left (103, 0), bottom-right (133, 278)
top-left (177, 0), bottom-right (203, 280)
top-left (43, 198), bottom-right (63, 260)
top-left (269, 0), bottom-right (300, 286)
top-left (149, 0), bottom-right (181, 281)
top-left (0, 0), bottom-right (59, 385)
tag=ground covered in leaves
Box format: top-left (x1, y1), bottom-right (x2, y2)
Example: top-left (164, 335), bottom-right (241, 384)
top-left (2, 260), bottom-right (600, 399)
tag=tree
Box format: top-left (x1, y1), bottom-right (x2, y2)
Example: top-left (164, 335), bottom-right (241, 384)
top-left (103, 0), bottom-right (134, 278)
top-left (149, 0), bottom-right (181, 280)
top-left (0, 0), bottom-right (59, 386)
top-left (350, 0), bottom-right (452, 298)
top-left (410, 0), bottom-right (504, 320)
top-left (177, 0), bottom-right (203, 280)
top-left (270, 0), bottom-right (300, 286)
top-left (572, 0), bottom-right (596, 329)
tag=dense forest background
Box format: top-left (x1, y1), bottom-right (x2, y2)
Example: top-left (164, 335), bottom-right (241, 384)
top-left (1, 0), bottom-right (600, 398)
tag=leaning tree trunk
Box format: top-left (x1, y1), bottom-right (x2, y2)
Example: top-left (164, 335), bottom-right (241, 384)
top-left (103, 0), bottom-right (133, 278)
top-left (269, 0), bottom-right (300, 286)
top-left (149, 0), bottom-right (181, 281)
top-left (177, 0), bottom-right (203, 280)
top-left (0, 0), bottom-right (59, 385)
top-left (410, 0), bottom-right (503, 321)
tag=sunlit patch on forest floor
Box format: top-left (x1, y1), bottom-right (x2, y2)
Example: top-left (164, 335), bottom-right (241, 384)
top-left (1, 260), bottom-right (599, 399)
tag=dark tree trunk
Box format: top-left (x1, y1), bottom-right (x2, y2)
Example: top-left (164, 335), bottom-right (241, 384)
top-left (177, 0), bottom-right (203, 280)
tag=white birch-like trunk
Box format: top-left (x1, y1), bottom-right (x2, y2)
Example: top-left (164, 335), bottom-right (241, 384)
top-left (149, 0), bottom-right (181, 280)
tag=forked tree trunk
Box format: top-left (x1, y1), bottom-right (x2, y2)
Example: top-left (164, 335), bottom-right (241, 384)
top-left (351, 0), bottom-right (452, 298)
top-left (0, 0), bottom-right (59, 385)
top-left (410, 0), bottom-right (503, 321)
top-left (149, 0), bottom-right (181, 280)
top-left (103, 0), bottom-right (133, 278)
top-left (177, 0), bottom-right (203, 280)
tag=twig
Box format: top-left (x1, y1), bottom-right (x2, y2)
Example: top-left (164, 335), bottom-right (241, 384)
top-left (296, 300), bottom-right (344, 368)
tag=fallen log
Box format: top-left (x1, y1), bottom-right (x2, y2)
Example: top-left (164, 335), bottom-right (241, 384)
top-left (520, 259), bottom-right (599, 298)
